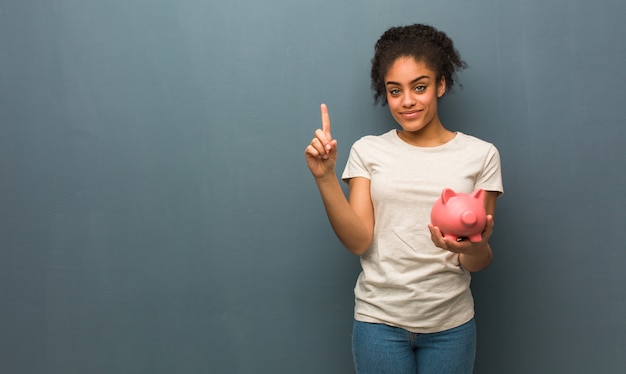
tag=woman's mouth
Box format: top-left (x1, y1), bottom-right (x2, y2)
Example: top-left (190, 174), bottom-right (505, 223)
top-left (400, 110), bottom-right (422, 119)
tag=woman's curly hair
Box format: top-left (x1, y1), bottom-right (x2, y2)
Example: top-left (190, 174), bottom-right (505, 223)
top-left (371, 24), bottom-right (467, 105)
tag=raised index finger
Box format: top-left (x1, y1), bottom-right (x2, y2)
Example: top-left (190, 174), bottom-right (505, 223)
top-left (320, 103), bottom-right (332, 139)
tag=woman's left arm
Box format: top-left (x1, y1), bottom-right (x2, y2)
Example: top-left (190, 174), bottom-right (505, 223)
top-left (428, 190), bottom-right (500, 272)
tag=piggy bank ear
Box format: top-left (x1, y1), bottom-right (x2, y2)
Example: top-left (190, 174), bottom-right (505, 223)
top-left (471, 188), bottom-right (485, 202)
top-left (441, 188), bottom-right (457, 204)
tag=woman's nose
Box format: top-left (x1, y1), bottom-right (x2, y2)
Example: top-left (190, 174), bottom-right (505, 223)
top-left (402, 93), bottom-right (416, 107)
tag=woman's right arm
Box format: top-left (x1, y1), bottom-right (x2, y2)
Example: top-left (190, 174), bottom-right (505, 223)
top-left (304, 104), bottom-right (374, 255)
top-left (314, 175), bottom-right (373, 255)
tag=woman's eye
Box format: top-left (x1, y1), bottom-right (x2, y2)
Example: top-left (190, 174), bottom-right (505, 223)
top-left (389, 89), bottom-right (400, 95)
top-left (414, 85), bottom-right (426, 92)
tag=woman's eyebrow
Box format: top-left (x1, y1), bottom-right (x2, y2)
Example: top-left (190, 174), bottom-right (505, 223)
top-left (385, 75), bottom-right (430, 86)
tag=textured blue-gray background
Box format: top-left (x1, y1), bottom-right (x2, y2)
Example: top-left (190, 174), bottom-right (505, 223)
top-left (1, 0), bottom-right (624, 372)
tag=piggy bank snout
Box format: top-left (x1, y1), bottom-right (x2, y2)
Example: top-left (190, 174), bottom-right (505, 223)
top-left (461, 211), bottom-right (477, 226)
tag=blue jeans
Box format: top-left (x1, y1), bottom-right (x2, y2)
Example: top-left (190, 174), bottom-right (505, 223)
top-left (352, 318), bottom-right (476, 374)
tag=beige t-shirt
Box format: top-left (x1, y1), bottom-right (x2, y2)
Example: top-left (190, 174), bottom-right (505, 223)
top-left (342, 129), bottom-right (503, 333)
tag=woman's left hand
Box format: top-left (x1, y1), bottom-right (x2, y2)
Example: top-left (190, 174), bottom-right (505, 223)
top-left (428, 214), bottom-right (495, 272)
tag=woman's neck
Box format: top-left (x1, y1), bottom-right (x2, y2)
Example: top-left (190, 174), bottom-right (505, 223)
top-left (396, 123), bottom-right (456, 147)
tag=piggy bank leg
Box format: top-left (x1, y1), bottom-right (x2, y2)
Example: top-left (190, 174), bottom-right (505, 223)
top-left (468, 233), bottom-right (482, 242)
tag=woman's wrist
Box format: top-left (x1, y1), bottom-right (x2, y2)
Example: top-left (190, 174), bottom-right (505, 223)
top-left (460, 243), bottom-right (493, 272)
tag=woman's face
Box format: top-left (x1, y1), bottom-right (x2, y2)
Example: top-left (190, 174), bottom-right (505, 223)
top-left (384, 57), bottom-right (446, 133)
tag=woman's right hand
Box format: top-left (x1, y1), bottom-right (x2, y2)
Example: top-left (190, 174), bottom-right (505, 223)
top-left (305, 103), bottom-right (338, 179)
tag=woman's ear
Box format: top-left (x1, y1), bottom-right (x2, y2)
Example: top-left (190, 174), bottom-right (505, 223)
top-left (437, 76), bottom-right (446, 98)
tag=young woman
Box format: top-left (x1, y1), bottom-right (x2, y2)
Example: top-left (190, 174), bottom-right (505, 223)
top-left (304, 24), bottom-right (503, 373)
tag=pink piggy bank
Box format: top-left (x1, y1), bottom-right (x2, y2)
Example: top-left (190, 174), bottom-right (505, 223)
top-left (430, 188), bottom-right (486, 242)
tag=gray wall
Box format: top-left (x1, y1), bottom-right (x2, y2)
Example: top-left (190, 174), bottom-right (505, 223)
top-left (1, 0), bottom-right (624, 373)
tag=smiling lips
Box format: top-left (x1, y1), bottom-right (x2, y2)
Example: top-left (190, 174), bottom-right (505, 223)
top-left (400, 109), bottom-right (423, 119)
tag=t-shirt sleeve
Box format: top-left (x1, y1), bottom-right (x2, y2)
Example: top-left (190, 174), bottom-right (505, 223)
top-left (341, 141), bottom-right (371, 183)
top-left (476, 144), bottom-right (504, 194)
